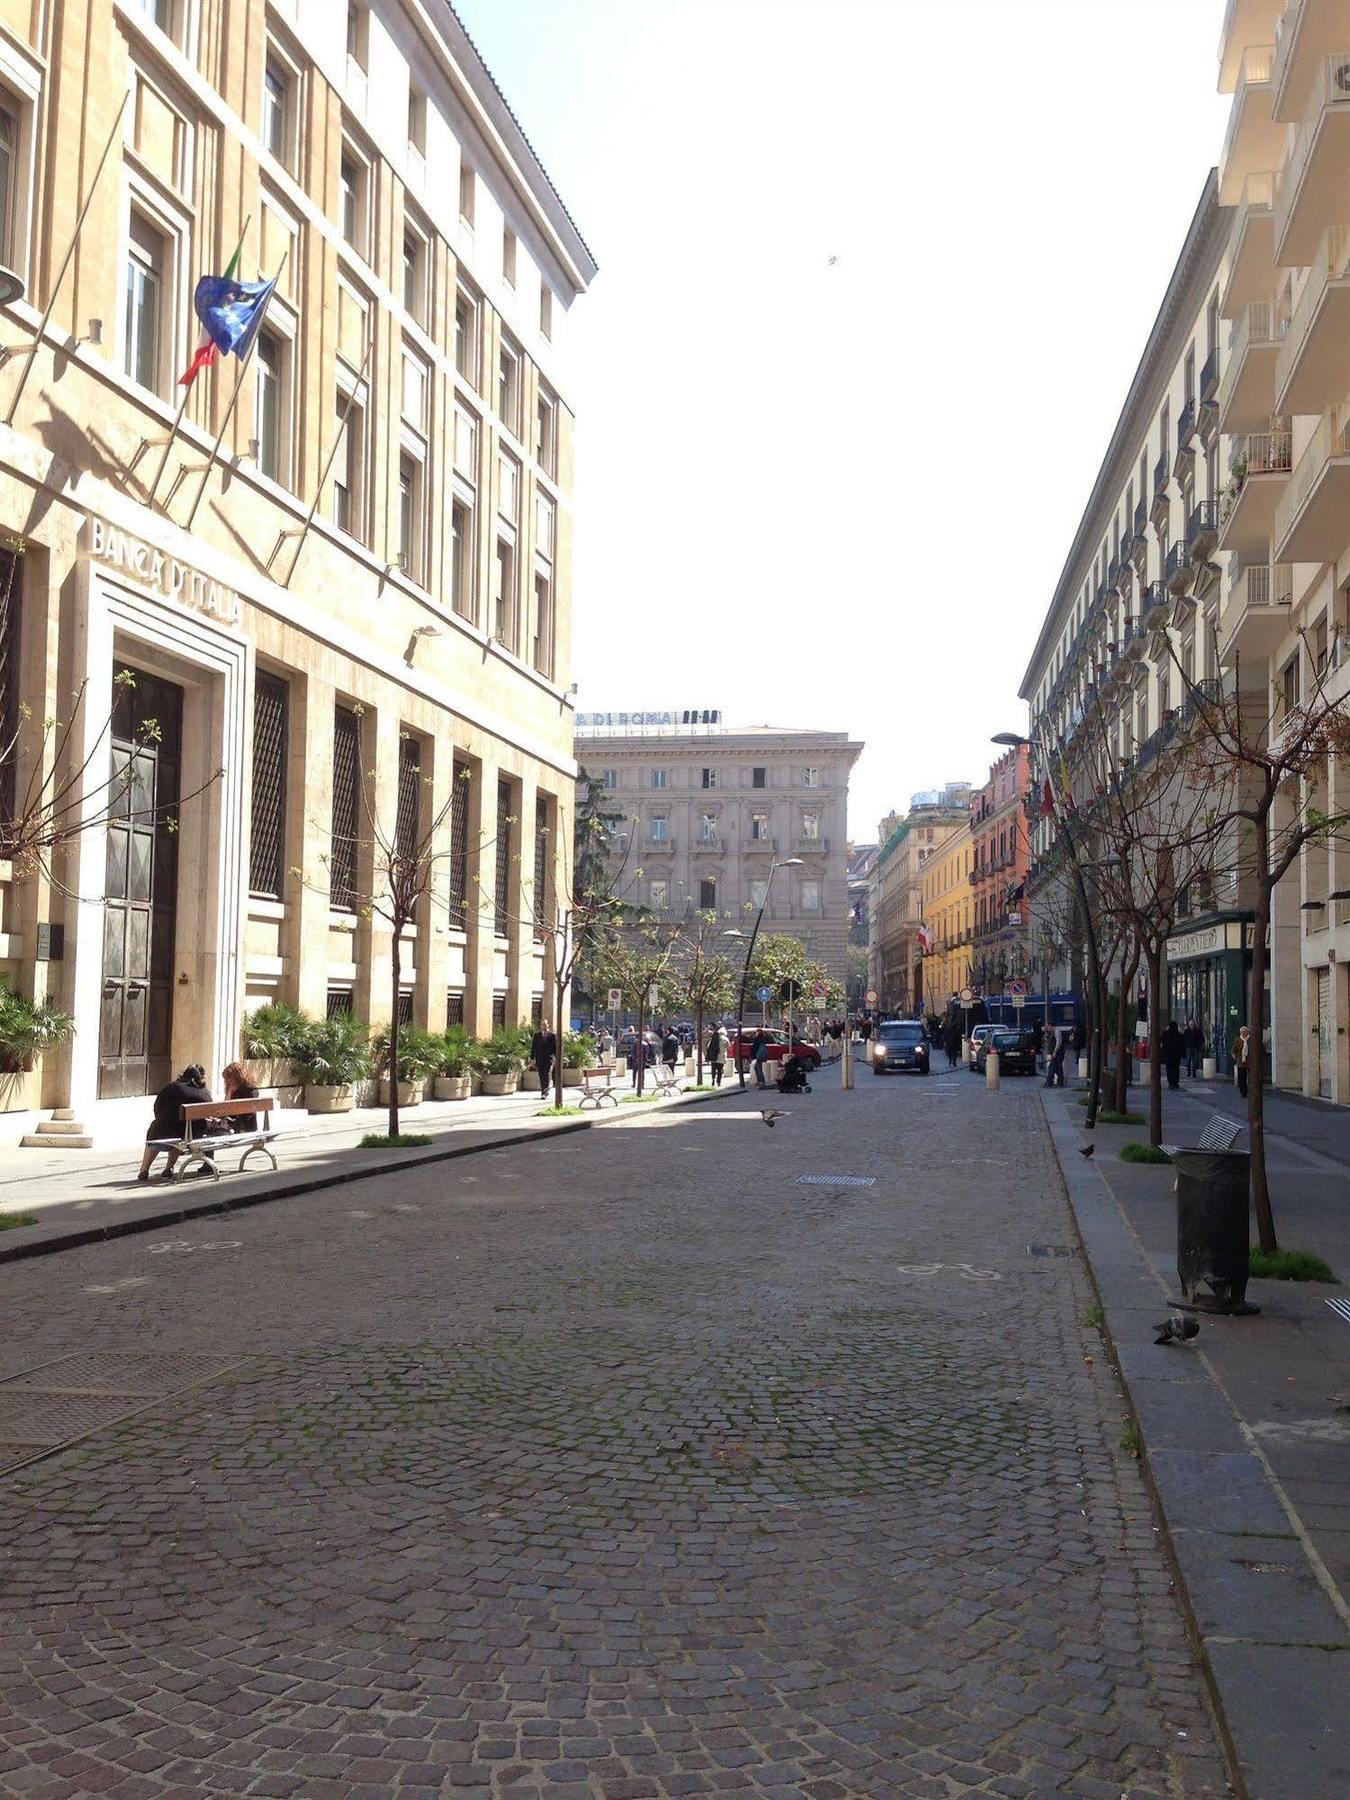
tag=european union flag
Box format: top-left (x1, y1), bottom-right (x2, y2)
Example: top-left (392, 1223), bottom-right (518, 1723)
top-left (193, 274), bottom-right (278, 360)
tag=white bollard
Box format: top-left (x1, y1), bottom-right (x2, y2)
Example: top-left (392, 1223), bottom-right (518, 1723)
top-left (1202, 1056), bottom-right (1217, 1081)
top-left (1138, 1059), bottom-right (1152, 1088)
top-left (1078, 1054), bottom-right (1090, 1080)
top-left (841, 1039), bottom-right (854, 1089)
top-left (961, 1037), bottom-right (970, 1066)
top-left (986, 1048), bottom-right (1000, 1090)
top-left (684, 1054), bottom-right (695, 1080)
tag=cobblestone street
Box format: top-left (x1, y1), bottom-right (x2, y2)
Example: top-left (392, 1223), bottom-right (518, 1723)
top-left (0, 1075), bottom-right (1228, 1798)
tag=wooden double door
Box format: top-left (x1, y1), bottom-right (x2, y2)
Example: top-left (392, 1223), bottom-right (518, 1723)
top-left (98, 669), bottom-right (183, 1100)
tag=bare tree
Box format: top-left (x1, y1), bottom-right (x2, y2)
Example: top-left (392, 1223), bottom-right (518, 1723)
top-left (589, 917), bottom-right (683, 1095)
top-left (675, 909), bottom-right (737, 1085)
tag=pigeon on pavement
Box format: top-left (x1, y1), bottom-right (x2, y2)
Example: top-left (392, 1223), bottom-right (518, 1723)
top-left (1079, 1144), bottom-right (1095, 1159)
top-left (760, 1108), bottom-right (788, 1127)
top-left (1154, 1312), bottom-right (1200, 1346)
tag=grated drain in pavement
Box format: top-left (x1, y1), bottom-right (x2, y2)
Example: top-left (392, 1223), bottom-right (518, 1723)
top-left (796, 1174), bottom-right (876, 1189)
top-left (0, 1349), bottom-right (246, 1473)
top-left (1025, 1243), bottom-right (1075, 1259)
top-left (1327, 1297), bottom-right (1350, 1326)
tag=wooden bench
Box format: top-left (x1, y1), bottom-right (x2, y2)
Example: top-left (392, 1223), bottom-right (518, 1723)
top-left (154, 1097), bottom-right (281, 1179)
top-left (578, 1067), bottom-right (619, 1109)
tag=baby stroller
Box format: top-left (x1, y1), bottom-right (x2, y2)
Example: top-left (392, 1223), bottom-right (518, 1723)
top-left (775, 1053), bottom-right (812, 1095)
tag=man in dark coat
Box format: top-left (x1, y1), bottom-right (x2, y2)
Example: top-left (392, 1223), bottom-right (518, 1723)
top-left (1160, 1019), bottom-right (1185, 1090)
top-left (531, 1022), bottom-right (558, 1099)
top-left (1184, 1018), bottom-right (1203, 1079)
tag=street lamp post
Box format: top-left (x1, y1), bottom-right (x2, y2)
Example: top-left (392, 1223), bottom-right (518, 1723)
top-left (724, 854), bottom-right (802, 1090)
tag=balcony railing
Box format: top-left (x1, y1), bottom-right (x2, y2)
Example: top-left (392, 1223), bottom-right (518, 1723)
top-left (1175, 398), bottom-right (1197, 457)
top-left (1216, 299), bottom-right (1277, 424)
top-left (1275, 224), bottom-right (1350, 408)
top-left (1153, 454), bottom-right (1169, 498)
top-left (1187, 499), bottom-right (1220, 554)
top-left (1133, 497), bottom-right (1147, 537)
top-left (1142, 581), bottom-right (1168, 617)
top-left (1163, 541), bottom-right (1188, 589)
top-left (1274, 53), bottom-right (1350, 256)
top-left (1271, 0), bottom-right (1307, 113)
top-left (742, 835), bottom-right (778, 853)
top-left (1221, 44), bottom-right (1275, 179)
top-left (1200, 347), bottom-right (1220, 401)
top-left (1274, 404), bottom-right (1350, 557)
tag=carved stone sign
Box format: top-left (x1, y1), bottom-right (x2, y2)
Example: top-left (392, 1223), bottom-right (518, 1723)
top-left (85, 517), bottom-right (241, 625)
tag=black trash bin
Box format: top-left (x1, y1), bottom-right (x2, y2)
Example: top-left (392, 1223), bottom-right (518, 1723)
top-left (1172, 1147), bottom-right (1256, 1312)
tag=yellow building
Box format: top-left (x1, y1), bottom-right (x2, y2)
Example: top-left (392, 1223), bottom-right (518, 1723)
top-left (919, 822), bottom-right (974, 1009)
top-left (0, 0), bottom-right (595, 1140)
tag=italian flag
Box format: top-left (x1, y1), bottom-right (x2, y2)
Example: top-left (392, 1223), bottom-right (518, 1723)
top-left (177, 238), bottom-right (243, 387)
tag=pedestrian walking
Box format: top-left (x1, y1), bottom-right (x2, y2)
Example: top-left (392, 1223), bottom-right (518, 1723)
top-left (660, 1025), bottom-right (680, 1075)
top-left (1232, 1024), bottom-right (1252, 1098)
top-left (1160, 1019), bottom-right (1185, 1090)
top-left (1184, 1018), bottom-right (1202, 1079)
top-left (597, 1026), bottom-right (614, 1062)
top-left (530, 1021), bottom-right (558, 1098)
top-left (751, 1028), bottom-right (770, 1089)
top-left (943, 1019), bottom-right (962, 1070)
top-left (706, 1022), bottom-right (729, 1086)
top-left (1044, 1026), bottom-right (1067, 1088)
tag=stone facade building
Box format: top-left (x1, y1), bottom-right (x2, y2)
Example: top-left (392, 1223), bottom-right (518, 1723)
top-left (575, 721), bottom-right (862, 990)
top-left (968, 744), bottom-right (1032, 997)
top-left (868, 785), bottom-right (971, 1013)
top-left (0, 0), bottom-right (594, 1141)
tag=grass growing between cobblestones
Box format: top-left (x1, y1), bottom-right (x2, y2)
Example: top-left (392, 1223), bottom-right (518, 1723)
top-left (536, 1104), bottom-right (583, 1116)
top-left (0, 1210), bottom-right (35, 1229)
top-left (1248, 1246), bottom-right (1338, 1283)
top-left (356, 1131), bottom-right (433, 1149)
top-left (1077, 1098), bottom-right (1144, 1124)
top-left (1120, 1142), bottom-right (1172, 1164)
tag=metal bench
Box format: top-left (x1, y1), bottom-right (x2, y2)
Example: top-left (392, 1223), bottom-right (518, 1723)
top-left (1163, 1112), bottom-right (1244, 1159)
top-left (578, 1067), bottom-right (619, 1109)
top-left (652, 1061), bottom-right (680, 1095)
top-left (158, 1097), bottom-right (281, 1179)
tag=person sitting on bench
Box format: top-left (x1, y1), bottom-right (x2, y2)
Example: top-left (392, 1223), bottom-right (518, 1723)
top-left (137, 1064), bottom-right (211, 1181)
top-left (776, 1053), bottom-right (811, 1095)
top-left (220, 1061), bottom-right (260, 1132)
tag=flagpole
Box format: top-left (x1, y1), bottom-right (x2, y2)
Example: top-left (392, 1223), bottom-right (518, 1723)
top-left (146, 212), bottom-right (252, 508)
top-left (181, 248), bottom-right (287, 532)
top-left (4, 92), bottom-right (129, 425)
top-left (285, 336), bottom-right (373, 587)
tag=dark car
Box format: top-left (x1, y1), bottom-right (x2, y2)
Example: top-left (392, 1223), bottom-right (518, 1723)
top-left (870, 1020), bottom-right (930, 1076)
top-left (974, 1027), bottom-right (1037, 1075)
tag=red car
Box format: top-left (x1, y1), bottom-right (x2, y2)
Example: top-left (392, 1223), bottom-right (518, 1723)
top-left (726, 1031), bottom-right (823, 1069)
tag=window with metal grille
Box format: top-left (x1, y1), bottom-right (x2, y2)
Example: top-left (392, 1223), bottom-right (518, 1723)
top-left (494, 777), bottom-right (512, 936)
top-left (396, 733), bottom-right (421, 858)
top-left (249, 672), bottom-right (288, 897)
top-left (532, 793), bottom-right (550, 942)
top-left (330, 705), bottom-right (361, 908)
top-left (446, 991), bottom-right (464, 1028)
top-left (531, 995), bottom-right (543, 1026)
top-left (326, 987), bottom-right (354, 1018)
top-left (0, 549), bottom-right (19, 828)
top-left (449, 757), bottom-right (470, 929)
top-left (492, 994), bottom-right (506, 1030)
top-left (396, 989), bottom-right (413, 1027)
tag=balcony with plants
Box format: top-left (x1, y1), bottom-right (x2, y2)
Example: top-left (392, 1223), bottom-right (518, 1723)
top-left (1218, 426), bottom-right (1293, 554)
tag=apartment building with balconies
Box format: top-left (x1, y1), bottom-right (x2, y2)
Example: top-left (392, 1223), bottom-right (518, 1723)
top-left (867, 784), bottom-right (971, 1013)
top-left (1020, 174), bottom-right (1256, 1067)
top-left (1217, 0), bottom-right (1350, 1100)
top-left (0, 0), bottom-right (595, 1141)
top-left (576, 721), bottom-right (862, 989)
top-left (969, 744), bottom-right (1031, 996)
top-left (918, 816), bottom-right (975, 1011)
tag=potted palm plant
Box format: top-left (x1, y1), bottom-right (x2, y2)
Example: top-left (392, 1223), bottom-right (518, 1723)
top-left (560, 1031), bottom-right (592, 1089)
top-left (240, 1000), bottom-right (308, 1091)
top-left (292, 1012), bottom-right (372, 1114)
top-left (0, 984), bottom-right (76, 1083)
top-left (373, 1025), bottom-right (438, 1107)
top-left (431, 1026), bottom-right (475, 1101)
top-left (479, 1028), bottom-right (524, 1096)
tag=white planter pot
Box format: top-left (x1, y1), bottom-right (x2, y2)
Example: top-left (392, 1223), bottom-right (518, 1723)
top-left (1078, 1054), bottom-right (1090, 1080)
top-left (1138, 1060), bottom-right (1153, 1087)
top-left (1202, 1056), bottom-right (1217, 1081)
top-left (521, 1069), bottom-right (542, 1091)
top-left (378, 1078), bottom-right (423, 1107)
top-left (560, 1066), bottom-right (583, 1088)
top-left (480, 1072), bottom-right (518, 1096)
top-left (305, 1084), bottom-right (354, 1114)
top-left (433, 1075), bottom-right (471, 1101)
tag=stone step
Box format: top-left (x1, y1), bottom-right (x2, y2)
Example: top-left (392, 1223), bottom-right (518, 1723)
top-left (51, 1108), bottom-right (78, 1121)
top-left (32, 1120), bottom-right (89, 1136)
top-left (20, 1132), bottom-right (94, 1149)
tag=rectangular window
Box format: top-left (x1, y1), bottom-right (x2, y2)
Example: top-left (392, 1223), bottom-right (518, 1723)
top-left (492, 994), bottom-right (506, 1031)
top-left (451, 498), bottom-right (474, 621)
top-left (503, 225), bottom-right (517, 287)
top-left (396, 734), bottom-right (421, 863)
top-left (650, 878), bottom-right (669, 910)
top-left (402, 228), bottom-right (427, 322)
top-left (407, 86), bottom-right (426, 155)
top-left (249, 672), bottom-right (288, 898)
top-left (649, 815), bottom-right (668, 842)
top-left (448, 758), bottom-right (470, 929)
top-left (539, 284), bottom-right (553, 340)
top-left (532, 570), bottom-right (553, 679)
top-left (533, 795), bottom-right (550, 941)
top-left (459, 162), bottom-right (475, 226)
top-left (499, 451), bottom-right (519, 523)
top-left (699, 878), bottom-right (716, 910)
top-left (749, 878), bottom-right (767, 909)
top-left (402, 350), bottom-right (427, 432)
top-left (801, 811), bottom-right (820, 840)
top-left (124, 212), bottom-right (166, 394)
top-left (803, 767), bottom-right (820, 787)
top-left (602, 769), bottom-right (616, 789)
top-left (752, 766), bottom-right (766, 788)
top-left (751, 811), bottom-right (769, 840)
top-left (326, 986), bottom-right (354, 1019)
top-left (650, 768), bottom-right (667, 789)
top-left (330, 705), bottom-right (361, 909)
top-left (455, 288), bottom-right (478, 384)
top-left (254, 329), bottom-right (286, 483)
top-left (446, 991), bottom-right (465, 1027)
top-left (493, 538), bottom-right (516, 649)
top-left (346, 3), bottom-right (367, 68)
top-left (498, 340), bottom-right (521, 436)
top-left (339, 148), bottom-right (368, 257)
top-left (332, 395), bottom-right (364, 540)
top-left (701, 768), bottom-right (717, 788)
top-left (262, 58), bottom-right (291, 165)
top-left (700, 812), bottom-right (717, 841)
top-left (535, 389), bottom-right (557, 476)
top-left (398, 455), bottom-right (423, 582)
top-left (494, 778), bottom-right (512, 935)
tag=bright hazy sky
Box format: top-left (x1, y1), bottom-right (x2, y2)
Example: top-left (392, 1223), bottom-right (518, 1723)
top-left (452, 0), bottom-right (1231, 840)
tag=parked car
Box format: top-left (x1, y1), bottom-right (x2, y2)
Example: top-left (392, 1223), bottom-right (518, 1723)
top-left (870, 1019), bottom-right (930, 1076)
top-left (726, 1031), bottom-right (823, 1069)
top-left (966, 1023), bottom-right (998, 1069)
top-left (975, 1027), bottom-right (1037, 1076)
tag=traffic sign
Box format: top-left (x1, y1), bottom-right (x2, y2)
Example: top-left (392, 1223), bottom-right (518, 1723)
top-left (1009, 978), bottom-right (1028, 997)
top-left (606, 988), bottom-right (622, 1009)
top-left (756, 985), bottom-right (773, 1003)
top-left (865, 988), bottom-right (878, 1005)
top-left (813, 979), bottom-right (828, 999)
top-left (959, 986), bottom-right (976, 1005)
top-left (1010, 993), bottom-right (1025, 1009)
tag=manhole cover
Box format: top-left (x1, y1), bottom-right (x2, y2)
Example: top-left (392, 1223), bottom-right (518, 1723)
top-left (0, 1389), bottom-right (144, 1447)
top-left (1025, 1244), bottom-right (1075, 1259)
top-left (1, 1351), bottom-right (236, 1396)
top-left (796, 1174), bottom-right (876, 1189)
